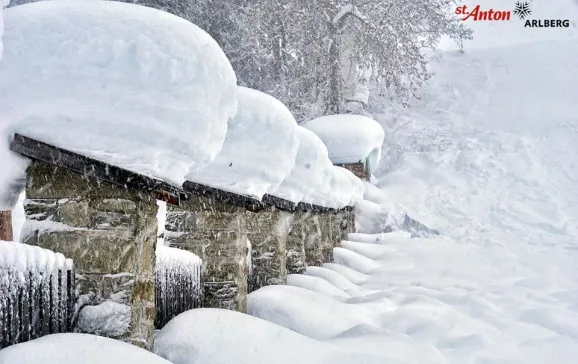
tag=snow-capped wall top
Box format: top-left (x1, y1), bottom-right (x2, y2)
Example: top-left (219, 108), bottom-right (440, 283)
top-left (186, 86), bottom-right (299, 199)
top-left (302, 166), bottom-right (364, 209)
top-left (302, 114), bottom-right (385, 171)
top-left (0, 240), bottom-right (69, 276)
top-left (0, 0), bottom-right (237, 191)
top-left (270, 127), bottom-right (334, 204)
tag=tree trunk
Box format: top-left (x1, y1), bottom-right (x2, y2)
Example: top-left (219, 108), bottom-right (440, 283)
top-left (0, 210), bottom-right (13, 241)
top-left (327, 24), bottom-right (344, 115)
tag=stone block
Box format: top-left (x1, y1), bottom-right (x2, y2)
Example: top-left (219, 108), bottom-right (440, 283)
top-left (246, 207), bottom-right (292, 291)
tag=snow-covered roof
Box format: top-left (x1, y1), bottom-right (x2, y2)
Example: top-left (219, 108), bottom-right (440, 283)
top-left (302, 114), bottom-right (385, 169)
top-left (0, 1), bottom-right (237, 198)
top-left (187, 86), bottom-right (299, 199)
top-left (302, 166), bottom-right (364, 209)
top-left (270, 127), bottom-right (334, 204)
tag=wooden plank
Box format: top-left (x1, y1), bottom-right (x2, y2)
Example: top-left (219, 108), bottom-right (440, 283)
top-left (10, 134), bottom-right (182, 206)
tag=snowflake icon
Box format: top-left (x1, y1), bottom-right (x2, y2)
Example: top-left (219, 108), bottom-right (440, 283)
top-left (514, 1), bottom-right (532, 19)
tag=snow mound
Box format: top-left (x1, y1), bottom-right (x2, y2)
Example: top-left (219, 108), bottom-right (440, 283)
top-left (0, 0), bottom-right (237, 189)
top-left (270, 127), bottom-right (334, 204)
top-left (154, 308), bottom-right (384, 364)
top-left (248, 285), bottom-right (371, 340)
top-left (76, 301), bottom-right (131, 338)
top-left (187, 86), bottom-right (298, 199)
top-left (302, 114), bottom-right (385, 170)
top-left (0, 333), bottom-right (172, 364)
top-left (287, 273), bottom-right (351, 301)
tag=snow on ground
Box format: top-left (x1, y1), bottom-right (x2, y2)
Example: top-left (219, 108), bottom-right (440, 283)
top-left (0, 333), bottom-right (172, 364)
top-left (0, 0), bottom-right (237, 192)
top-left (302, 114), bottom-right (385, 169)
top-left (186, 86), bottom-right (298, 199)
top-left (154, 308), bottom-right (386, 364)
top-left (244, 35), bottom-right (578, 364)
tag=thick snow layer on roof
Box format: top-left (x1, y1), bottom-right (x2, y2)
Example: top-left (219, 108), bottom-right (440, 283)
top-left (270, 127), bottom-right (334, 203)
top-left (302, 114), bottom-right (385, 169)
top-left (0, 1), bottom-right (237, 191)
top-left (0, 333), bottom-right (172, 364)
top-left (303, 166), bottom-right (364, 209)
top-left (187, 87), bottom-right (299, 199)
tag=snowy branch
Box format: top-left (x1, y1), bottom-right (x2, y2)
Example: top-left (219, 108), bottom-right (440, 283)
top-left (332, 4), bottom-right (367, 25)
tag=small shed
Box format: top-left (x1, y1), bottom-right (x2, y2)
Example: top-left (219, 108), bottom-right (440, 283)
top-left (302, 114), bottom-right (385, 181)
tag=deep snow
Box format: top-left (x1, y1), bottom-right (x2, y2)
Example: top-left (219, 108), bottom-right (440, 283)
top-left (0, 0), bottom-right (237, 193)
top-left (244, 35), bottom-right (578, 363)
top-left (302, 114), bottom-right (385, 169)
top-left (186, 86), bottom-right (299, 199)
top-left (0, 333), bottom-right (172, 364)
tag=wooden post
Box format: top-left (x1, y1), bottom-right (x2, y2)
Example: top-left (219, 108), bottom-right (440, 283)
top-left (0, 211), bottom-right (12, 241)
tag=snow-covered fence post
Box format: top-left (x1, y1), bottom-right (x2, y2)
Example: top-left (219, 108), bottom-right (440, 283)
top-left (165, 182), bottom-right (254, 313)
top-left (0, 241), bottom-right (75, 349)
top-left (20, 159), bottom-right (159, 350)
top-left (246, 195), bottom-right (295, 292)
top-left (155, 245), bottom-right (202, 329)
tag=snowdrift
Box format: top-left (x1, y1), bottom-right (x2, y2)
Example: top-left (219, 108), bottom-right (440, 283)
top-left (0, 333), bottom-right (172, 364)
top-left (154, 308), bottom-right (385, 364)
top-left (0, 0), bottom-right (237, 195)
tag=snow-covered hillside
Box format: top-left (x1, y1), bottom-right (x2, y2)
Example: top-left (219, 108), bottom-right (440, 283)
top-left (241, 31), bottom-right (578, 364)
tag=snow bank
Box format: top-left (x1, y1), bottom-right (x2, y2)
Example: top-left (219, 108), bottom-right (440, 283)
top-left (0, 333), bottom-right (172, 364)
top-left (187, 86), bottom-right (298, 199)
top-left (154, 308), bottom-right (384, 364)
top-left (302, 114), bottom-right (385, 170)
top-left (270, 127), bottom-right (333, 203)
top-left (248, 285), bottom-right (372, 340)
top-left (0, 0), bottom-right (237, 190)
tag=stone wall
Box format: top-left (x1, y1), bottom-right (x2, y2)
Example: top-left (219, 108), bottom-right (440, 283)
top-left (164, 194), bottom-right (249, 313)
top-left (246, 206), bottom-right (293, 292)
top-left (22, 160), bottom-right (157, 350)
top-left (336, 162), bottom-right (369, 181)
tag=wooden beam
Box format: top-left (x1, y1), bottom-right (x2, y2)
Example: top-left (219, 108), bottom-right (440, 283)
top-left (9, 134), bottom-right (182, 205)
top-left (0, 210), bottom-right (13, 241)
top-left (182, 181), bottom-right (265, 212)
top-left (262, 194), bottom-right (296, 212)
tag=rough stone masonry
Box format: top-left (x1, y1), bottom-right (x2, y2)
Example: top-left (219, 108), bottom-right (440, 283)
top-left (246, 205), bottom-right (294, 292)
top-left (22, 160), bottom-right (157, 350)
top-left (165, 192), bottom-right (250, 313)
